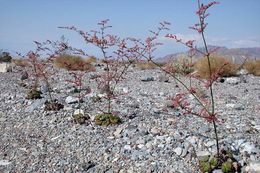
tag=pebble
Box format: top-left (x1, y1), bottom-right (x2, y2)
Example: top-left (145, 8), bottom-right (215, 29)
top-left (0, 160), bottom-right (11, 166)
top-left (225, 77), bottom-right (241, 85)
top-left (173, 147), bottom-right (183, 156)
top-left (65, 96), bottom-right (78, 104)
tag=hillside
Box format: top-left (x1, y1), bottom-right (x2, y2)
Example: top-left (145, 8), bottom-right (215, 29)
top-left (158, 46), bottom-right (260, 63)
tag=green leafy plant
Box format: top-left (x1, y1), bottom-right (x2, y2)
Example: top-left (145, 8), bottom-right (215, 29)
top-left (221, 161), bottom-right (233, 173)
top-left (26, 88), bottom-right (42, 100)
top-left (94, 113), bottom-right (121, 126)
top-left (73, 113), bottom-right (89, 124)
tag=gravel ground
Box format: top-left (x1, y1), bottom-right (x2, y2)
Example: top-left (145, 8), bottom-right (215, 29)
top-left (0, 64), bottom-right (260, 173)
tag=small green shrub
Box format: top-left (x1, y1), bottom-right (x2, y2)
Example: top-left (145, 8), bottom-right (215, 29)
top-left (164, 55), bottom-right (194, 75)
top-left (95, 113), bottom-right (121, 126)
top-left (73, 113), bottom-right (89, 124)
top-left (26, 89), bottom-right (42, 100)
top-left (0, 52), bottom-right (12, 63)
top-left (209, 157), bottom-right (218, 167)
top-left (199, 161), bottom-right (212, 173)
top-left (221, 161), bottom-right (232, 173)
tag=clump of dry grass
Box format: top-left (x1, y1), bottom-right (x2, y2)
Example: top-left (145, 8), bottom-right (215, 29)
top-left (194, 55), bottom-right (238, 79)
top-left (164, 55), bottom-right (194, 75)
top-left (244, 60), bottom-right (260, 76)
top-left (136, 61), bottom-right (157, 70)
top-left (85, 56), bottom-right (97, 63)
top-left (54, 55), bottom-right (95, 71)
top-left (12, 58), bottom-right (30, 67)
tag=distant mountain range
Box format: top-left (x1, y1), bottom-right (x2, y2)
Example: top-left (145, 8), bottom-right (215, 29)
top-left (157, 46), bottom-right (260, 64)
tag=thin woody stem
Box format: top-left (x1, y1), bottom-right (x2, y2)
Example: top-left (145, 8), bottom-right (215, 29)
top-left (197, 0), bottom-right (219, 157)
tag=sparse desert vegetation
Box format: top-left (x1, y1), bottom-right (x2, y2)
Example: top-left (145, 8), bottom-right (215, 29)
top-left (244, 60), bottom-right (260, 76)
top-left (54, 54), bottom-right (95, 71)
top-left (194, 55), bottom-right (239, 78)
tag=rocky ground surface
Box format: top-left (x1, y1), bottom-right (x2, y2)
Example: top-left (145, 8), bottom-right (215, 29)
top-left (0, 64), bottom-right (260, 173)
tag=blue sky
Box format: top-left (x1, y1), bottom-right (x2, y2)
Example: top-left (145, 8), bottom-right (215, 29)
top-left (0, 0), bottom-right (260, 57)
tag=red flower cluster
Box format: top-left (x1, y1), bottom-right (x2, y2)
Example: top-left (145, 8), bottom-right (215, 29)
top-left (196, 1), bottom-right (219, 15)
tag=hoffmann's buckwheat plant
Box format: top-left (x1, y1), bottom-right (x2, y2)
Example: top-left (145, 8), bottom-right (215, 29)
top-left (126, 0), bottom-right (241, 171)
top-left (60, 19), bottom-right (136, 125)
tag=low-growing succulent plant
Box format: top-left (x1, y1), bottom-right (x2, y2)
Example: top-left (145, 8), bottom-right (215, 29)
top-left (199, 161), bottom-right (212, 173)
top-left (26, 89), bottom-right (42, 99)
top-left (198, 150), bottom-right (241, 173)
top-left (209, 157), bottom-right (218, 167)
top-left (221, 161), bottom-right (233, 173)
top-left (94, 113), bottom-right (121, 126)
top-left (73, 113), bottom-right (89, 124)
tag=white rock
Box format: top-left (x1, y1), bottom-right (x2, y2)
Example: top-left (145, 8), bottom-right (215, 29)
top-left (65, 96), bottom-right (78, 104)
top-left (212, 169), bottom-right (223, 173)
top-left (73, 109), bottom-right (84, 115)
top-left (122, 87), bottom-right (129, 94)
top-left (196, 150), bottom-right (210, 159)
top-left (186, 136), bottom-right (198, 145)
top-left (25, 99), bottom-right (46, 113)
top-left (51, 135), bottom-right (61, 141)
top-left (205, 140), bottom-right (215, 147)
top-left (226, 77), bottom-right (240, 85)
top-left (137, 144), bottom-right (145, 149)
top-left (150, 127), bottom-right (160, 135)
top-left (173, 147), bottom-right (183, 156)
top-left (97, 93), bottom-right (106, 98)
top-left (237, 69), bottom-right (248, 75)
top-left (114, 127), bottom-right (123, 138)
top-left (226, 103), bottom-right (236, 108)
top-left (0, 63), bottom-right (12, 73)
top-left (18, 148), bottom-right (27, 152)
top-left (124, 145), bottom-right (132, 150)
top-left (245, 162), bottom-right (260, 172)
top-left (0, 160), bottom-right (11, 166)
top-left (241, 142), bottom-right (258, 154)
top-left (158, 144), bottom-right (165, 148)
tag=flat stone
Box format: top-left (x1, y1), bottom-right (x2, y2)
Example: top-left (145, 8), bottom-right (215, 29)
top-left (226, 77), bottom-right (240, 85)
top-left (241, 142), bottom-right (258, 154)
top-left (205, 140), bottom-right (215, 147)
top-left (0, 160), bottom-right (11, 166)
top-left (245, 162), bottom-right (260, 172)
top-left (150, 127), bottom-right (160, 135)
top-left (158, 74), bottom-right (169, 82)
top-left (65, 96), bottom-right (78, 104)
top-left (25, 99), bottom-right (46, 112)
top-left (196, 150), bottom-right (210, 159)
top-left (114, 127), bottom-right (124, 138)
top-left (212, 169), bottom-right (223, 173)
top-left (73, 109), bottom-right (84, 115)
top-left (173, 147), bottom-right (183, 156)
top-left (124, 145), bottom-right (132, 150)
top-left (141, 76), bottom-right (154, 82)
